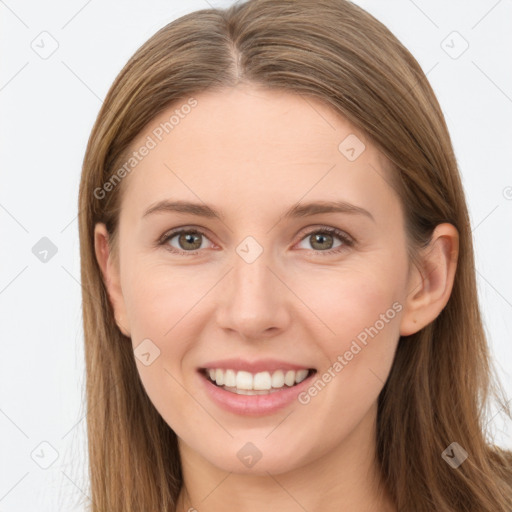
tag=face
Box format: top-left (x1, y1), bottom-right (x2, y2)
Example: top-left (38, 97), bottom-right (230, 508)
top-left (98, 84), bottom-right (414, 475)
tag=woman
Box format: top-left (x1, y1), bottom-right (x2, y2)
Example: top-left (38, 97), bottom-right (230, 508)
top-left (78, 0), bottom-right (512, 510)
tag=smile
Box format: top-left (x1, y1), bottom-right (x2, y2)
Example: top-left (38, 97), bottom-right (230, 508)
top-left (202, 368), bottom-right (315, 395)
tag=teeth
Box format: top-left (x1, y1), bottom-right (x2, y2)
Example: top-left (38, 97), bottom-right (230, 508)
top-left (284, 370), bottom-right (295, 386)
top-left (236, 371), bottom-right (253, 390)
top-left (224, 369), bottom-right (236, 387)
top-left (215, 368), bottom-right (224, 386)
top-left (253, 371), bottom-right (271, 390)
top-left (271, 370), bottom-right (285, 388)
top-left (295, 369), bottom-right (309, 383)
top-left (205, 368), bottom-right (311, 392)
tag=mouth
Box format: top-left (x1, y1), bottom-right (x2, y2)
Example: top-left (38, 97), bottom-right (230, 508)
top-left (199, 367), bottom-right (317, 395)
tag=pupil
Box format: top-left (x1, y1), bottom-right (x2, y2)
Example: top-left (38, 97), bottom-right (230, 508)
top-left (312, 233), bottom-right (332, 250)
top-left (181, 232), bottom-right (200, 249)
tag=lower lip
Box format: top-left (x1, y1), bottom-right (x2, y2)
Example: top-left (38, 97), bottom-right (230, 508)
top-left (198, 370), bottom-right (316, 416)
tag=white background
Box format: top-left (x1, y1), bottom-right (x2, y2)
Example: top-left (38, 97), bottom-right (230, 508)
top-left (1, 0), bottom-right (511, 510)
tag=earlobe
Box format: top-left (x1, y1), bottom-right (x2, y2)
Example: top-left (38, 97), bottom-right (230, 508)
top-left (399, 223), bottom-right (459, 336)
top-left (94, 223), bottom-right (131, 337)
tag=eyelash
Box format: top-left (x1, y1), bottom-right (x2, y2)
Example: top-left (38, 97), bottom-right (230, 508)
top-left (157, 226), bottom-right (355, 257)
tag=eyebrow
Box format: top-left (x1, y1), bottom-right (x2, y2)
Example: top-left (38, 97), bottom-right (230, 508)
top-left (142, 199), bottom-right (375, 222)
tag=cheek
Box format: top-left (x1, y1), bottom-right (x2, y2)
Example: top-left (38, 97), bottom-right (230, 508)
top-left (122, 262), bottom-right (201, 342)
top-left (122, 267), bottom-right (205, 428)
top-left (288, 274), bottom-right (402, 457)
top-left (296, 262), bottom-right (403, 390)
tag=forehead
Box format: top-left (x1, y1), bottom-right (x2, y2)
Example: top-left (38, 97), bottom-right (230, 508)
top-left (118, 84), bottom-right (399, 223)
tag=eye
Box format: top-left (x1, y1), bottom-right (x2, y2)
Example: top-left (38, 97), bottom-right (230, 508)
top-left (159, 228), bottom-right (214, 255)
top-left (295, 226), bottom-right (354, 255)
top-left (158, 226), bottom-right (354, 256)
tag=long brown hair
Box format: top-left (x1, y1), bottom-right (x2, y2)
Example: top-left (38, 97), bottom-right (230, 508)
top-left (77, 0), bottom-right (512, 510)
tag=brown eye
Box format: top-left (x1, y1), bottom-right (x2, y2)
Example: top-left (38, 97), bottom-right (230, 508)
top-left (161, 229), bottom-right (211, 254)
top-left (158, 226), bottom-right (353, 257)
top-left (296, 227), bottom-right (353, 255)
top-left (309, 232), bottom-right (337, 250)
top-left (179, 232), bottom-right (202, 250)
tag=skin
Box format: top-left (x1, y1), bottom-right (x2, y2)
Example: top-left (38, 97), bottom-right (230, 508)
top-left (95, 84), bottom-right (459, 512)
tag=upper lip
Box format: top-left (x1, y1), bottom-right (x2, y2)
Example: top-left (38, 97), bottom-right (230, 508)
top-left (199, 358), bottom-right (314, 374)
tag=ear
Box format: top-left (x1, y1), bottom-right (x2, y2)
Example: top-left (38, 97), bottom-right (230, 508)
top-left (399, 223), bottom-right (459, 336)
top-left (94, 223), bottom-right (131, 337)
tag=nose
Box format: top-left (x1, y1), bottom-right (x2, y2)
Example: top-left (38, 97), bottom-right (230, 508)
top-left (214, 248), bottom-right (290, 341)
